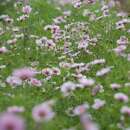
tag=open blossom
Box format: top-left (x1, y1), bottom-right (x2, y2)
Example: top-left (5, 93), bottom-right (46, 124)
top-left (78, 77), bottom-right (95, 87)
top-left (29, 78), bottom-right (42, 87)
top-left (121, 106), bottom-right (130, 116)
top-left (89, 59), bottom-right (106, 66)
top-left (42, 68), bottom-right (53, 77)
top-left (32, 101), bottom-right (55, 122)
top-left (117, 36), bottom-right (128, 46)
top-left (110, 83), bottom-right (122, 90)
top-left (6, 76), bottom-right (22, 87)
top-left (60, 81), bottom-right (76, 96)
top-left (114, 93), bottom-right (128, 103)
top-left (22, 5), bottom-right (32, 14)
top-left (53, 16), bottom-right (66, 24)
top-left (12, 67), bottom-right (37, 80)
top-left (3, 16), bottom-right (13, 24)
top-left (116, 20), bottom-right (125, 30)
top-left (0, 47), bottom-right (8, 54)
top-left (73, 1), bottom-right (82, 8)
top-left (80, 114), bottom-right (99, 130)
top-left (113, 45), bottom-right (126, 55)
top-left (63, 10), bottom-right (71, 17)
top-left (36, 36), bottom-right (56, 49)
top-left (96, 66), bottom-right (113, 77)
top-left (73, 103), bottom-right (89, 115)
top-left (0, 113), bottom-right (25, 130)
top-left (52, 68), bottom-right (61, 76)
top-left (92, 99), bottom-right (106, 110)
top-left (91, 84), bottom-right (104, 96)
top-left (17, 15), bottom-right (29, 21)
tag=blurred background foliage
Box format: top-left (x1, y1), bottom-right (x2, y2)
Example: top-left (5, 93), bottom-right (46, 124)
top-left (0, 0), bottom-right (15, 14)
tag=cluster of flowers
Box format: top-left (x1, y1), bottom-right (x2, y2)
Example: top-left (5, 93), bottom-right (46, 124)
top-left (113, 36), bottom-right (129, 57)
top-left (1, 0), bottom-right (130, 130)
top-left (17, 5), bottom-right (32, 21)
top-left (0, 100), bottom-right (55, 130)
top-left (6, 66), bottom-right (61, 87)
top-left (36, 37), bottom-right (56, 49)
top-left (6, 67), bottom-right (42, 87)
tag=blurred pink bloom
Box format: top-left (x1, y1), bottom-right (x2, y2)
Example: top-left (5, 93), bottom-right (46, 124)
top-left (30, 78), bottom-right (42, 87)
top-left (22, 5), bottom-right (32, 14)
top-left (52, 68), bottom-right (61, 76)
top-left (0, 113), bottom-right (25, 130)
top-left (78, 77), bottom-right (95, 87)
top-left (91, 84), bottom-right (104, 96)
top-left (114, 93), bottom-right (128, 103)
top-left (42, 68), bottom-right (53, 77)
top-left (0, 47), bottom-right (8, 54)
top-left (96, 66), bottom-right (113, 77)
top-left (61, 81), bottom-right (76, 96)
top-left (12, 67), bottom-right (37, 80)
top-left (121, 106), bottom-right (130, 116)
top-left (113, 45), bottom-right (126, 55)
top-left (32, 101), bottom-right (55, 122)
top-left (110, 83), bottom-right (121, 90)
top-left (117, 36), bottom-right (128, 46)
top-left (17, 15), bottom-right (29, 21)
top-left (92, 99), bottom-right (105, 110)
top-left (80, 114), bottom-right (99, 130)
top-left (6, 76), bottom-right (22, 87)
top-left (73, 103), bottom-right (89, 115)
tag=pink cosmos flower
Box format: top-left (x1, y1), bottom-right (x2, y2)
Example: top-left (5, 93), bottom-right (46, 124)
top-left (60, 81), bottom-right (76, 96)
top-left (96, 66), bottom-right (113, 77)
top-left (17, 15), bottom-right (29, 21)
top-left (116, 20), bottom-right (125, 30)
top-left (30, 78), bottom-right (42, 87)
top-left (53, 16), bottom-right (66, 24)
top-left (52, 68), bottom-right (61, 76)
top-left (73, 1), bottom-right (82, 8)
top-left (63, 10), bottom-right (71, 17)
top-left (91, 84), bottom-right (104, 96)
top-left (78, 77), bottom-right (95, 87)
top-left (0, 47), bottom-right (8, 54)
top-left (6, 76), bottom-right (22, 87)
top-left (80, 114), bottom-right (99, 130)
top-left (32, 101), bottom-right (55, 122)
top-left (12, 67), bottom-right (37, 80)
top-left (113, 45), bottom-right (126, 55)
top-left (92, 99), bottom-right (106, 110)
top-left (22, 5), bottom-right (32, 14)
top-left (114, 93), bottom-right (128, 103)
top-left (42, 68), bottom-right (53, 77)
top-left (73, 103), bottom-right (89, 115)
top-left (117, 12), bottom-right (127, 17)
top-left (110, 83), bottom-right (121, 90)
top-left (4, 16), bottom-right (13, 24)
top-left (0, 113), bottom-right (25, 130)
top-left (121, 106), bottom-right (130, 116)
top-left (89, 59), bottom-right (105, 65)
top-left (117, 36), bottom-right (128, 46)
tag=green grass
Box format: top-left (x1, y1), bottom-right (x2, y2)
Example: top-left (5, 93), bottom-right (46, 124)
top-left (0, 0), bottom-right (130, 130)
